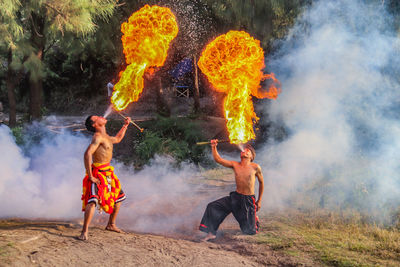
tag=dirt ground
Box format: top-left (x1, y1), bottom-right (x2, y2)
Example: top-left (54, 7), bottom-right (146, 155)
top-left (0, 219), bottom-right (318, 267)
top-left (0, 113), bottom-right (317, 266)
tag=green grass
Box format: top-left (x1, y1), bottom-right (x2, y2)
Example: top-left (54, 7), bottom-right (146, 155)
top-left (256, 212), bottom-right (400, 266)
top-left (0, 243), bottom-right (14, 260)
top-left (0, 247), bottom-right (6, 257)
top-left (199, 168), bottom-right (232, 181)
top-left (195, 168), bottom-right (400, 266)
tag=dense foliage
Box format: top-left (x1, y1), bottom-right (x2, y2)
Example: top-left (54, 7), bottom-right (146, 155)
top-left (0, 0), bottom-right (118, 128)
top-left (0, 0), bottom-right (310, 123)
top-left (119, 115), bottom-right (209, 168)
top-left (3, 0), bottom-right (400, 229)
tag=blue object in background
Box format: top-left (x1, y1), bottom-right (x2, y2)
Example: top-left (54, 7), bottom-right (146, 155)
top-left (170, 58), bottom-right (193, 78)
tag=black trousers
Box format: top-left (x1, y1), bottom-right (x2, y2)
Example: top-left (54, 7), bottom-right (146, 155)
top-left (199, 191), bottom-right (259, 235)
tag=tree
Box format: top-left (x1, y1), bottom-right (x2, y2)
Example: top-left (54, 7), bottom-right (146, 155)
top-left (0, 0), bottom-right (117, 121)
top-left (200, 0), bottom-right (310, 52)
top-left (0, 0), bottom-right (24, 127)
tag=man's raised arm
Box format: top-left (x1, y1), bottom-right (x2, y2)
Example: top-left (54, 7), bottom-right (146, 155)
top-left (111, 117), bottom-right (131, 144)
top-left (255, 164), bottom-right (264, 211)
top-left (211, 139), bottom-right (234, 168)
top-left (84, 134), bottom-right (102, 185)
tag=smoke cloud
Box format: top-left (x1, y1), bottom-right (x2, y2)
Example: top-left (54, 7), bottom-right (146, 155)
top-left (2, 0), bottom-right (399, 232)
top-left (0, 124), bottom-right (86, 218)
top-left (0, 121), bottom-right (215, 234)
top-left (116, 157), bottom-right (212, 234)
top-left (260, 0), bottom-right (400, 222)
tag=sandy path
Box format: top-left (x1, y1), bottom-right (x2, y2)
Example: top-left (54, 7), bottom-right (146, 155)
top-left (0, 221), bottom-right (257, 266)
top-left (0, 220), bottom-right (314, 267)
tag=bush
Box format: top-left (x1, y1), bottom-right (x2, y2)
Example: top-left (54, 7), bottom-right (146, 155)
top-left (11, 126), bottom-right (24, 146)
top-left (133, 115), bottom-right (209, 167)
top-left (135, 131), bottom-right (164, 163)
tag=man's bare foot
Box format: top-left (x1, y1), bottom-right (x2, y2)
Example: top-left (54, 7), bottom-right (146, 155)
top-left (78, 231), bottom-right (88, 241)
top-left (105, 223), bottom-right (123, 233)
top-left (200, 232), bottom-right (216, 242)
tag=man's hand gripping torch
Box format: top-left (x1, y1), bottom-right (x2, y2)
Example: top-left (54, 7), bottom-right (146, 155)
top-left (118, 113), bottom-right (144, 132)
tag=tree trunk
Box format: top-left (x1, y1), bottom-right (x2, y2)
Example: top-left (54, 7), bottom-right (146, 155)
top-left (29, 11), bottom-right (46, 121)
top-left (29, 63), bottom-right (43, 120)
top-left (6, 48), bottom-right (17, 127)
top-left (155, 76), bottom-right (171, 117)
top-left (193, 54), bottom-right (200, 113)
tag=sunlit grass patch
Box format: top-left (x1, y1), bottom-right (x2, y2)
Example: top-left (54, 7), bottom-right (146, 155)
top-left (257, 212), bottom-right (400, 266)
top-left (0, 242), bottom-right (16, 263)
top-left (257, 231), bottom-right (295, 250)
top-left (189, 167), bottom-right (235, 190)
top-left (0, 246), bottom-right (7, 257)
top-left (199, 167), bottom-right (233, 181)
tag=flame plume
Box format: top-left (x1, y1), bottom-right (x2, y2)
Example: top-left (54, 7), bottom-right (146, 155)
top-left (198, 31), bottom-right (281, 144)
top-left (111, 5), bottom-right (179, 111)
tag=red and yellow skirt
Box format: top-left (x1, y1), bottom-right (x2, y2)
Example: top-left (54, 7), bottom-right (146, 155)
top-left (81, 163), bottom-right (126, 214)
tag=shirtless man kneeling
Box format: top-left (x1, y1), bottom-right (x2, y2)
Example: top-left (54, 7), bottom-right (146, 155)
top-left (199, 139), bottom-right (264, 241)
top-left (79, 115), bottom-right (131, 240)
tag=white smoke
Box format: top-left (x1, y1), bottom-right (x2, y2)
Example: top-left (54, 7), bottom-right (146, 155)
top-left (3, 0), bottom-right (399, 231)
top-left (116, 157), bottom-right (211, 234)
top-left (260, 0), bottom-right (400, 221)
top-left (0, 124), bottom-right (86, 218)
top-left (0, 122), bottom-right (215, 233)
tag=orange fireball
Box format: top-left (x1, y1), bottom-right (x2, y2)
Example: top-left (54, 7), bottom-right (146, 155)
top-left (198, 31), bottom-right (281, 144)
top-left (111, 5), bottom-right (179, 111)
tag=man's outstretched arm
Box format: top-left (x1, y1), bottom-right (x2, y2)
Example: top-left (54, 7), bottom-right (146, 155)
top-left (111, 117), bottom-right (131, 144)
top-left (211, 139), bottom-right (234, 168)
top-left (255, 165), bottom-right (264, 211)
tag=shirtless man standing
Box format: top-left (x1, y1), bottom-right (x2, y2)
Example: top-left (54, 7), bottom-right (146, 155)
top-left (199, 139), bottom-right (264, 241)
top-left (79, 115), bottom-right (131, 240)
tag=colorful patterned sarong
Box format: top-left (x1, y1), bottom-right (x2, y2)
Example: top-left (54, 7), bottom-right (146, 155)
top-left (81, 163), bottom-right (123, 214)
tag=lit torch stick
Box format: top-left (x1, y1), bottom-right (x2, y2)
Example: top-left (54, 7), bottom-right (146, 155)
top-left (196, 139), bottom-right (230, 146)
top-left (118, 113), bottom-right (144, 132)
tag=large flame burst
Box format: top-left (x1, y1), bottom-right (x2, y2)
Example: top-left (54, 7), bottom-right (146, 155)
top-left (111, 5), bottom-right (178, 111)
top-left (198, 31), bottom-right (281, 144)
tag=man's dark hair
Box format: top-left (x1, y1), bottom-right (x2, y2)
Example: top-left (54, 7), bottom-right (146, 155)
top-left (85, 115), bottom-right (95, 133)
top-left (246, 144), bottom-right (256, 162)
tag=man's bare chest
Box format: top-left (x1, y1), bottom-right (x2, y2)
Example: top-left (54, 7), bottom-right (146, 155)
top-left (97, 137), bottom-right (113, 153)
top-left (100, 141), bottom-right (113, 151)
top-left (234, 165), bottom-right (255, 180)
